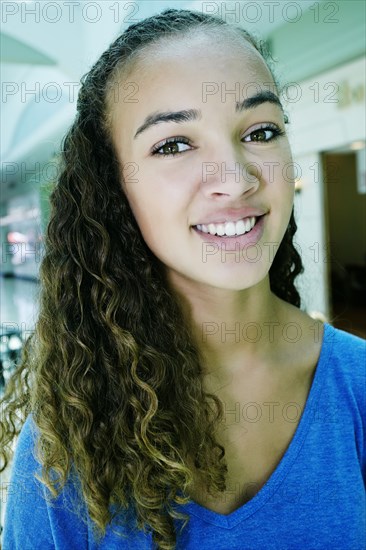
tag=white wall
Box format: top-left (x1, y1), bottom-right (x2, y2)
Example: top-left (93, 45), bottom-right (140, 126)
top-left (293, 153), bottom-right (329, 317)
top-left (284, 56), bottom-right (366, 319)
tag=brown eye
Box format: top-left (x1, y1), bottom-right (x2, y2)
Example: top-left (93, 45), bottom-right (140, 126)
top-left (243, 125), bottom-right (284, 144)
top-left (161, 142), bottom-right (179, 154)
top-left (251, 129), bottom-right (267, 141)
top-left (151, 137), bottom-right (191, 157)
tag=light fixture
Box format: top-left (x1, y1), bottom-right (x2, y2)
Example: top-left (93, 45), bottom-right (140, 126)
top-left (308, 311), bottom-right (328, 323)
top-left (350, 141), bottom-right (365, 150)
top-left (294, 178), bottom-right (304, 193)
top-left (8, 335), bottom-right (23, 351)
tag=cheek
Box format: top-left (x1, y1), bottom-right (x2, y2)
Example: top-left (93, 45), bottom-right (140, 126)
top-left (123, 184), bottom-right (191, 268)
top-left (263, 152), bottom-right (295, 217)
top-left (281, 161), bottom-right (296, 186)
top-left (123, 166), bottom-right (194, 225)
top-left (124, 189), bottom-right (158, 235)
top-left (266, 149), bottom-right (295, 200)
top-left (279, 146), bottom-right (296, 184)
top-left (122, 183), bottom-right (186, 247)
top-left (281, 158), bottom-right (296, 205)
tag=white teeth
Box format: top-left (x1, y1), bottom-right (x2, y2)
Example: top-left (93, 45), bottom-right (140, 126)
top-left (216, 224), bottom-right (225, 236)
top-left (196, 216), bottom-right (257, 236)
top-left (245, 218), bottom-right (252, 232)
top-left (235, 220), bottom-right (246, 235)
top-left (224, 222), bottom-right (236, 236)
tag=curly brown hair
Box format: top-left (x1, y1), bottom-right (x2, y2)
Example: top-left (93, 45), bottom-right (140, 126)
top-left (0, 8), bottom-right (303, 550)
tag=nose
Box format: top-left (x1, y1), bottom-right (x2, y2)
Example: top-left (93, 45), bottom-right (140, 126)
top-left (200, 147), bottom-right (260, 199)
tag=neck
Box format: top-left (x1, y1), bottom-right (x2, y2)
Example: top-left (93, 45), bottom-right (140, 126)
top-left (166, 272), bottom-right (296, 380)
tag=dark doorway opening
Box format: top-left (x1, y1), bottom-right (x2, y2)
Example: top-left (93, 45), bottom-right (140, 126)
top-left (322, 149), bottom-right (366, 338)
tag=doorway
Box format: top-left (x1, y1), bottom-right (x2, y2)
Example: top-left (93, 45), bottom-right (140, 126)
top-left (322, 149), bottom-right (366, 338)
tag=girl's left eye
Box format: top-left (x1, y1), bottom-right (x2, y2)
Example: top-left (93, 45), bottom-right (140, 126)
top-left (243, 124), bottom-right (285, 143)
top-left (150, 124), bottom-right (285, 158)
top-left (151, 137), bottom-right (191, 157)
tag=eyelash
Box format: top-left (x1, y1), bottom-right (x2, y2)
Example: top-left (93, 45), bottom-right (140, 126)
top-left (150, 123), bottom-right (286, 158)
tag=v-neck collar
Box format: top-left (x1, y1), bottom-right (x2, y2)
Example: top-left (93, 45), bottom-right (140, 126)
top-left (176, 322), bottom-right (334, 528)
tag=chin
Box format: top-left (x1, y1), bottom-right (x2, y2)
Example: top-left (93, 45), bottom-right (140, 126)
top-left (213, 278), bottom-right (266, 292)
top-left (195, 266), bottom-right (269, 292)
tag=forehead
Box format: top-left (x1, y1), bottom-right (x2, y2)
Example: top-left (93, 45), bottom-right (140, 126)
top-left (123, 30), bottom-right (272, 88)
top-left (107, 31), bottom-right (275, 139)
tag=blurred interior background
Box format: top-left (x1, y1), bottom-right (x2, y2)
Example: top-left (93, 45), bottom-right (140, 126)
top-left (1, 0), bottom-right (365, 533)
top-left (1, 0), bottom-right (366, 406)
top-left (2, 0), bottom-right (366, 393)
top-left (0, 0), bottom-right (366, 466)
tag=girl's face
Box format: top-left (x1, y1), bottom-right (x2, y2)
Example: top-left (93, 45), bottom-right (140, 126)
top-left (109, 33), bottom-right (295, 292)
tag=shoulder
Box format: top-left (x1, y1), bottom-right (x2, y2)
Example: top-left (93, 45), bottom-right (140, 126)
top-left (320, 324), bottom-right (366, 477)
top-left (8, 414), bottom-right (38, 469)
top-left (2, 414), bottom-right (89, 550)
top-left (2, 414), bottom-right (52, 548)
top-left (322, 322), bottom-right (366, 369)
top-left (320, 323), bottom-right (366, 419)
top-left (4, 413), bottom-right (40, 488)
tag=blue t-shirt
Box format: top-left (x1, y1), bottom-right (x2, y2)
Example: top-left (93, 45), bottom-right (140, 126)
top-left (2, 323), bottom-right (366, 549)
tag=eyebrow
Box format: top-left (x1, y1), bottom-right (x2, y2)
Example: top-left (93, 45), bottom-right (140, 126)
top-left (133, 90), bottom-right (284, 139)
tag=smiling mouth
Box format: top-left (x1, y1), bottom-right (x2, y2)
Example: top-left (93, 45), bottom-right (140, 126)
top-left (193, 216), bottom-right (261, 237)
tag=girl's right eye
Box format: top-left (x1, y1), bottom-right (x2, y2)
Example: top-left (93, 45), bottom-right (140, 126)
top-left (151, 137), bottom-right (192, 158)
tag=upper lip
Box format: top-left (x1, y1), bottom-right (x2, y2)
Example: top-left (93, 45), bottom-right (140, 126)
top-left (192, 208), bottom-right (268, 225)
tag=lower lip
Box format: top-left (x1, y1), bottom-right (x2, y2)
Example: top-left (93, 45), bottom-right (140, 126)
top-left (192, 215), bottom-right (266, 250)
